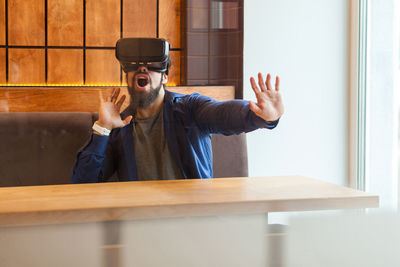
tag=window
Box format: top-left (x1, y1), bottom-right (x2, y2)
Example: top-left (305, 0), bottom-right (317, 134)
top-left (353, 0), bottom-right (400, 210)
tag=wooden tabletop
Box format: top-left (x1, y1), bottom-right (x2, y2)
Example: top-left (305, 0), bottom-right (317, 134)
top-left (0, 176), bottom-right (378, 227)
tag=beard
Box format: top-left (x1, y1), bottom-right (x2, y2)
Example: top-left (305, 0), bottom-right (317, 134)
top-left (127, 72), bottom-right (163, 109)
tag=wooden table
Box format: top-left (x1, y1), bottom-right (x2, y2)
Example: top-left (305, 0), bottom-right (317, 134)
top-left (0, 176), bottom-right (378, 227)
top-left (0, 176), bottom-right (378, 267)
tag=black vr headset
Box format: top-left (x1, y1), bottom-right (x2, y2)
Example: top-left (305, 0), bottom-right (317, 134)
top-left (115, 38), bottom-right (171, 74)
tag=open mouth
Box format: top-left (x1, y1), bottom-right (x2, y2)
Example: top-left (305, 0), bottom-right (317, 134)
top-left (135, 74), bottom-right (150, 89)
top-left (138, 78), bottom-right (148, 87)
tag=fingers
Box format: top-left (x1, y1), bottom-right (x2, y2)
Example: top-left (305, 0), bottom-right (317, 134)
top-left (108, 88), bottom-right (115, 102)
top-left (115, 95), bottom-right (126, 111)
top-left (250, 77), bottom-right (261, 94)
top-left (109, 88), bottom-right (120, 103)
top-left (275, 76), bottom-right (280, 91)
top-left (122, 115), bottom-right (133, 126)
top-left (99, 90), bottom-right (104, 103)
top-left (258, 73), bottom-right (268, 92)
top-left (266, 73), bottom-right (272, 91)
top-left (249, 100), bottom-right (262, 115)
top-left (252, 73), bottom-right (280, 93)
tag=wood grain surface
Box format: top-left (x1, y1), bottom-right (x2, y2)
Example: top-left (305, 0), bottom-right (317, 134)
top-left (0, 176), bottom-right (379, 227)
top-left (85, 49), bottom-right (121, 84)
top-left (0, 0), bottom-right (5, 45)
top-left (8, 0), bottom-right (45, 46)
top-left (48, 0), bottom-right (83, 46)
top-left (8, 49), bottom-right (45, 84)
top-left (86, 0), bottom-right (120, 46)
top-left (123, 0), bottom-right (157, 38)
top-left (48, 49), bottom-right (83, 84)
top-left (168, 51), bottom-right (181, 85)
top-left (3, 0), bottom-right (183, 86)
top-left (159, 0), bottom-right (181, 48)
top-left (0, 48), bottom-right (5, 84)
top-left (0, 85), bottom-right (235, 112)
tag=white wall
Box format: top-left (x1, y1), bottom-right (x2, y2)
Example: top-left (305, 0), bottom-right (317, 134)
top-left (244, 0), bottom-right (350, 186)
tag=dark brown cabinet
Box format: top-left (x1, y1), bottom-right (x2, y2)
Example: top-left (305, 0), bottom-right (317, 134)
top-left (183, 0), bottom-right (243, 98)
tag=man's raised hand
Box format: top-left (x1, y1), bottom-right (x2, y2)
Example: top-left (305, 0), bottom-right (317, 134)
top-left (96, 88), bottom-right (132, 130)
top-left (249, 73), bottom-right (284, 122)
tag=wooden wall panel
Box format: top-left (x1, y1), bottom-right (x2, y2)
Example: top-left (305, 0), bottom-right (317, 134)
top-left (3, 0), bottom-right (182, 86)
top-left (0, 88), bottom-right (109, 112)
top-left (0, 86), bottom-right (235, 112)
top-left (86, 0), bottom-right (120, 46)
top-left (48, 49), bottom-right (83, 84)
top-left (0, 0), bottom-right (5, 45)
top-left (123, 0), bottom-right (157, 38)
top-left (184, 0), bottom-right (243, 98)
top-left (159, 0), bottom-right (181, 48)
top-left (0, 49), bottom-right (5, 83)
top-left (8, 49), bottom-right (45, 84)
top-left (8, 0), bottom-right (45, 46)
top-left (121, 71), bottom-right (127, 86)
top-left (48, 0), bottom-right (83, 46)
top-left (86, 49), bottom-right (120, 84)
top-left (168, 51), bottom-right (181, 85)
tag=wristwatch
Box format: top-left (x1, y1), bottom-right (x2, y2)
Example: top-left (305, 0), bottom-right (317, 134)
top-left (92, 122), bottom-right (111, 136)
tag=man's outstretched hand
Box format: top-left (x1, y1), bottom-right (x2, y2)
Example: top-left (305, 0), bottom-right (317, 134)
top-left (96, 88), bottom-right (132, 131)
top-left (249, 73), bottom-right (284, 122)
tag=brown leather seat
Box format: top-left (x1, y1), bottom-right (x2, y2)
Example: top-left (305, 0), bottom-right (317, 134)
top-left (0, 112), bottom-right (248, 186)
top-left (0, 112), bottom-right (93, 186)
top-left (212, 134), bottom-right (248, 178)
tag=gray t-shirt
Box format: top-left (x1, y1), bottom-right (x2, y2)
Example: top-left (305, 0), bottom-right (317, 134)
top-left (132, 110), bottom-right (184, 180)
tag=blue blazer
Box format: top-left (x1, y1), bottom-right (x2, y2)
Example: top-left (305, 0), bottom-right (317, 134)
top-left (71, 90), bottom-right (278, 183)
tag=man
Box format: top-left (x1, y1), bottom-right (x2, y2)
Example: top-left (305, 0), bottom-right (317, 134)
top-left (71, 38), bottom-right (284, 183)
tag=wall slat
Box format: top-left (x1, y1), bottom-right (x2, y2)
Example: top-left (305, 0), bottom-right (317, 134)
top-left (0, 0), bottom-right (5, 45)
top-left (0, 86), bottom-right (235, 112)
top-left (48, 49), bottom-right (83, 84)
top-left (123, 0), bottom-right (157, 38)
top-left (85, 49), bottom-right (121, 84)
top-left (8, 49), bottom-right (45, 84)
top-left (159, 0), bottom-right (181, 48)
top-left (86, 0), bottom-right (120, 46)
top-left (8, 0), bottom-right (45, 46)
top-left (0, 48), bottom-right (5, 83)
top-left (48, 0), bottom-right (83, 46)
top-left (168, 51), bottom-right (181, 85)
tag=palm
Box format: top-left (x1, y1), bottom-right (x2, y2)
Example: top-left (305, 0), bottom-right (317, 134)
top-left (97, 88), bottom-right (132, 130)
top-left (249, 73), bottom-right (284, 122)
top-left (99, 103), bottom-right (125, 128)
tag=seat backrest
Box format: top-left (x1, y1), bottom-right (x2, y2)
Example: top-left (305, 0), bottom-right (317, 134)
top-left (212, 134), bottom-right (248, 178)
top-left (0, 112), bottom-right (248, 187)
top-left (0, 112), bottom-right (93, 186)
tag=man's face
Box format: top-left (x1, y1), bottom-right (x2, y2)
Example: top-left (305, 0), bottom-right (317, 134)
top-left (127, 66), bottom-right (167, 109)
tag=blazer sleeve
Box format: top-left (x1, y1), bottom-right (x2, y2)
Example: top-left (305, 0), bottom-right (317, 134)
top-left (187, 93), bottom-right (279, 135)
top-left (71, 134), bottom-right (116, 183)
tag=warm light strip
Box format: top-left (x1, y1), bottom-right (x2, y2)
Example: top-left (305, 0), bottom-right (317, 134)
top-left (0, 83), bottom-right (178, 87)
top-left (0, 84), bottom-right (125, 87)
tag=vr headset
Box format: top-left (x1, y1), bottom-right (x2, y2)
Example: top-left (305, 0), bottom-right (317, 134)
top-left (115, 38), bottom-right (171, 74)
